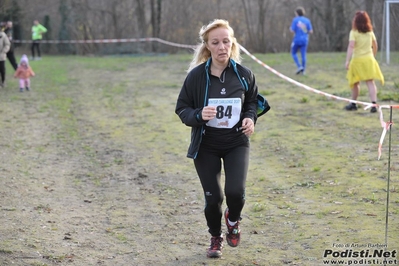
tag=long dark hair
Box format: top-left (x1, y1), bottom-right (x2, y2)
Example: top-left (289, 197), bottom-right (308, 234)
top-left (352, 11), bottom-right (373, 33)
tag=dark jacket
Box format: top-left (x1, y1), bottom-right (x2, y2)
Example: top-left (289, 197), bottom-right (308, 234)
top-left (175, 58), bottom-right (258, 159)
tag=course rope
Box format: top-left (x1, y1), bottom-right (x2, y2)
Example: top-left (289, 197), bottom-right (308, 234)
top-left (14, 37), bottom-right (197, 49)
top-left (238, 45), bottom-right (397, 160)
top-left (14, 37), bottom-right (396, 159)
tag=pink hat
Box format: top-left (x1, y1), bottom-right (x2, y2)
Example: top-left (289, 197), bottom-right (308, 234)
top-left (20, 54), bottom-right (29, 65)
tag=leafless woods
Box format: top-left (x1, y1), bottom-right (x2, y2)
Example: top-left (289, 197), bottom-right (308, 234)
top-left (1, 0), bottom-right (396, 55)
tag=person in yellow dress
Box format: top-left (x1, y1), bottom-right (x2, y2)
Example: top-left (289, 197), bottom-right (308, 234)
top-left (345, 11), bottom-right (384, 113)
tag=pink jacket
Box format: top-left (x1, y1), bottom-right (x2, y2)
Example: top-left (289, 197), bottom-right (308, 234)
top-left (14, 65), bottom-right (35, 79)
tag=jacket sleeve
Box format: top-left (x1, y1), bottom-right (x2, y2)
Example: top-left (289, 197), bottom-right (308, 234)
top-left (175, 73), bottom-right (207, 128)
top-left (2, 33), bottom-right (10, 54)
top-left (243, 71), bottom-right (258, 123)
top-left (29, 67), bottom-right (35, 76)
top-left (39, 25), bottom-right (47, 34)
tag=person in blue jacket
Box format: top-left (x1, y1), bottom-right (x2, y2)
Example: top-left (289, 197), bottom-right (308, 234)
top-left (290, 6), bottom-right (313, 75)
top-left (175, 19), bottom-right (258, 259)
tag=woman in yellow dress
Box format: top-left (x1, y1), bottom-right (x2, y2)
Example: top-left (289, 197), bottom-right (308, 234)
top-left (345, 11), bottom-right (384, 113)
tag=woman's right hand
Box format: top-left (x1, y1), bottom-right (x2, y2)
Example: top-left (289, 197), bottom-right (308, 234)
top-left (201, 106), bottom-right (216, 120)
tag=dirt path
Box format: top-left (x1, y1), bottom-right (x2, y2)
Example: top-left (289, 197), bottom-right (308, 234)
top-left (0, 56), bottom-right (228, 266)
top-left (1, 54), bottom-right (398, 266)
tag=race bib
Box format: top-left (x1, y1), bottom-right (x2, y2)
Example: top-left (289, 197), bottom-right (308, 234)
top-left (206, 98), bottom-right (242, 129)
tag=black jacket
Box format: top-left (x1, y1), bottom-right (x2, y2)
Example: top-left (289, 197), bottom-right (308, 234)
top-left (175, 58), bottom-right (258, 159)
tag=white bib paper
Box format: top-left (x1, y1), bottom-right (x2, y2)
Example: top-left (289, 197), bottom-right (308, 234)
top-left (206, 98), bottom-right (242, 129)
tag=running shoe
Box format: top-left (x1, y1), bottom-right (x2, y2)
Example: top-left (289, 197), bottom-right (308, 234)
top-left (296, 67), bottom-right (304, 75)
top-left (207, 235), bottom-right (223, 258)
top-left (345, 103), bottom-right (358, 111)
top-left (224, 208), bottom-right (241, 247)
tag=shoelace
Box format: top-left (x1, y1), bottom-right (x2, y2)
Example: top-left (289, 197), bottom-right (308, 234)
top-left (210, 237), bottom-right (222, 250)
top-left (231, 228), bottom-right (239, 235)
top-left (227, 222), bottom-right (240, 234)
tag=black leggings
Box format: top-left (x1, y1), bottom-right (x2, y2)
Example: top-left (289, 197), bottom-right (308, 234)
top-left (31, 40), bottom-right (41, 58)
top-left (0, 60), bottom-right (5, 84)
top-left (194, 142), bottom-right (249, 236)
top-left (7, 51), bottom-right (18, 70)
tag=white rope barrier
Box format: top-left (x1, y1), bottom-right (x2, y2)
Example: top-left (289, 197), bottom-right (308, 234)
top-left (14, 37), bottom-right (395, 159)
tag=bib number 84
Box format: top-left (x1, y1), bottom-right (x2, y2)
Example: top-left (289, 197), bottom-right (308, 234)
top-left (216, 105), bottom-right (232, 119)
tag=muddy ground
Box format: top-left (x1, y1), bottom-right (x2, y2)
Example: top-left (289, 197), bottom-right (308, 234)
top-left (0, 53), bottom-right (398, 266)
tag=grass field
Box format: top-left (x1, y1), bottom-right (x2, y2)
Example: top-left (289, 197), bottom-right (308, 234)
top-left (0, 50), bottom-right (398, 265)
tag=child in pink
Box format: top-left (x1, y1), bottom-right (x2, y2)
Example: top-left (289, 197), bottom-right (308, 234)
top-left (14, 54), bottom-right (35, 92)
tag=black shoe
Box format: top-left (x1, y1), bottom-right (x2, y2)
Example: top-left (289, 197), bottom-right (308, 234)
top-left (345, 103), bottom-right (357, 111)
top-left (370, 106), bottom-right (377, 113)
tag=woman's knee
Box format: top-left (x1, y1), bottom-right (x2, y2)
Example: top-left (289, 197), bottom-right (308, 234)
top-left (205, 193), bottom-right (223, 206)
top-left (225, 190), bottom-right (245, 201)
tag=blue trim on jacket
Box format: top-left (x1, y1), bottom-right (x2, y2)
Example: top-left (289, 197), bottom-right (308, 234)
top-left (191, 58), bottom-right (249, 159)
top-left (175, 57), bottom-right (257, 159)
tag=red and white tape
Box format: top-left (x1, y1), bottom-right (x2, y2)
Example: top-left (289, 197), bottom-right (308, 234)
top-left (14, 37), bottom-right (396, 158)
top-left (14, 37), bottom-right (197, 49)
top-left (239, 45), bottom-right (397, 160)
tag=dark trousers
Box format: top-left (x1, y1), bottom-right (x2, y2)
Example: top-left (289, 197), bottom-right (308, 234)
top-left (7, 50), bottom-right (17, 70)
top-left (31, 40), bottom-right (41, 58)
top-left (0, 60), bottom-right (5, 84)
top-left (194, 142), bottom-right (249, 236)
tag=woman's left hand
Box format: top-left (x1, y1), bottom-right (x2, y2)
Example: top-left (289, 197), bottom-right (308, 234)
top-left (241, 118), bottom-right (254, 136)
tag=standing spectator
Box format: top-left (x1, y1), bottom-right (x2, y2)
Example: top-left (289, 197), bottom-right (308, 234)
top-left (2, 21), bottom-right (18, 70)
top-left (175, 19), bottom-right (259, 258)
top-left (0, 30), bottom-right (10, 88)
top-left (345, 11), bottom-right (384, 113)
top-left (31, 20), bottom-right (47, 60)
top-left (14, 54), bottom-right (35, 92)
top-left (290, 6), bottom-right (313, 75)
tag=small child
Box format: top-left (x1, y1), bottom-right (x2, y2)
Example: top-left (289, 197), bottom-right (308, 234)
top-left (14, 54), bottom-right (35, 92)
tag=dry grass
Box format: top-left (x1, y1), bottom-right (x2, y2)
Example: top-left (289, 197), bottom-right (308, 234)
top-left (0, 51), bottom-right (398, 265)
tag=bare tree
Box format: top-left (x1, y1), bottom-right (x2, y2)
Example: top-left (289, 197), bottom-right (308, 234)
top-left (8, 0), bottom-right (396, 55)
top-left (241, 0), bottom-right (273, 52)
top-left (310, 0), bottom-right (350, 51)
top-left (151, 0), bottom-right (162, 51)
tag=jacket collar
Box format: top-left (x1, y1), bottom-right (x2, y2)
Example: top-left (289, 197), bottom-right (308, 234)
top-left (204, 57), bottom-right (246, 90)
top-left (205, 57), bottom-right (235, 71)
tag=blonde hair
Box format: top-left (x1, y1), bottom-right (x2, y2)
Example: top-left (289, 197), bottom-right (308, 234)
top-left (187, 19), bottom-right (241, 72)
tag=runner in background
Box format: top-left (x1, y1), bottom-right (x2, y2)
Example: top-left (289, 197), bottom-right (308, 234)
top-left (290, 6), bottom-right (313, 75)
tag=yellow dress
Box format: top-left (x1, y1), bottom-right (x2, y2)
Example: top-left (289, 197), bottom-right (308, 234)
top-left (346, 30), bottom-right (384, 88)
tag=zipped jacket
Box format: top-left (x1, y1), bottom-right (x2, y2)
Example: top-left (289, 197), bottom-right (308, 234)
top-left (3, 27), bottom-right (14, 51)
top-left (32, 24), bottom-right (47, 40)
top-left (0, 32), bottom-right (10, 61)
top-left (175, 58), bottom-right (258, 159)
